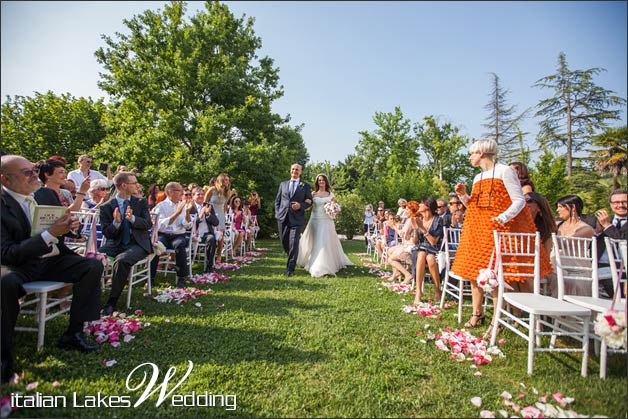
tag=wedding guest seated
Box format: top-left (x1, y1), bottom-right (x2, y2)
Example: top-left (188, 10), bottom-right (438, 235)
top-left (396, 199), bottom-right (408, 224)
top-left (387, 201), bottom-right (420, 284)
top-left (550, 194), bottom-right (595, 297)
top-left (376, 209), bottom-right (401, 260)
top-left (150, 182), bottom-right (194, 288)
top-left (189, 187), bottom-right (219, 272)
top-left (82, 179), bottom-right (110, 209)
top-left (98, 172), bottom-right (153, 315)
top-left (34, 158), bottom-right (89, 212)
top-left (412, 197), bottom-right (444, 303)
top-left (1, 155), bottom-right (103, 384)
top-left (447, 195), bottom-right (466, 228)
top-left (594, 188), bottom-right (627, 299)
top-left (363, 204), bottom-right (375, 247)
top-left (436, 198), bottom-right (450, 227)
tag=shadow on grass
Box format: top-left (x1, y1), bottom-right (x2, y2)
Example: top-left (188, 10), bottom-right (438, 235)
top-left (220, 277), bottom-right (329, 293)
top-left (203, 294), bottom-right (331, 316)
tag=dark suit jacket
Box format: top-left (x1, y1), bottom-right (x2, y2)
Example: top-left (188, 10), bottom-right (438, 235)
top-left (99, 196), bottom-right (153, 254)
top-left (1, 190), bottom-right (75, 278)
top-left (595, 220), bottom-right (628, 260)
top-left (274, 180), bottom-right (313, 227)
top-left (189, 203), bottom-right (219, 237)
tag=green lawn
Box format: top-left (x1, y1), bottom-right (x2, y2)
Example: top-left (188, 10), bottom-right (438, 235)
top-left (6, 239), bottom-right (626, 418)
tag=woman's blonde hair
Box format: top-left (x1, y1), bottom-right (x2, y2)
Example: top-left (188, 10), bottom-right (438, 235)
top-left (469, 139), bottom-right (498, 157)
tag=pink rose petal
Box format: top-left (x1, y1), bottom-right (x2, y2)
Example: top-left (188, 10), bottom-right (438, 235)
top-left (471, 396), bottom-right (482, 407)
top-left (25, 381), bottom-right (38, 391)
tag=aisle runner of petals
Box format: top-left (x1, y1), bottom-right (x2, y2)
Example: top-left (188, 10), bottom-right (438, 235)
top-left (191, 272), bottom-right (228, 285)
top-left (426, 327), bottom-right (505, 366)
top-left (153, 287), bottom-right (211, 304)
top-left (84, 310), bottom-right (147, 347)
top-left (380, 281), bottom-right (413, 294)
top-left (403, 302), bottom-right (442, 318)
top-left (472, 384), bottom-right (607, 418)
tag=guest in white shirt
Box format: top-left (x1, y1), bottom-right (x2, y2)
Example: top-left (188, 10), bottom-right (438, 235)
top-left (67, 155), bottom-right (112, 199)
top-left (149, 182), bottom-right (194, 288)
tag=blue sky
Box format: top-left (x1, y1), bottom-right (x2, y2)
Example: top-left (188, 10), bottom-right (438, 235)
top-left (2, 1), bottom-right (626, 164)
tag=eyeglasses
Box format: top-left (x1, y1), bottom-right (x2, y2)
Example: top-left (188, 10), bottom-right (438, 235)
top-left (610, 200), bottom-right (627, 206)
top-left (15, 168), bottom-right (40, 177)
top-left (125, 181), bottom-right (138, 185)
top-left (96, 187), bottom-right (108, 191)
top-left (437, 205), bottom-right (446, 209)
top-left (84, 160), bottom-right (92, 164)
top-left (448, 202), bottom-right (460, 206)
top-left (184, 193), bottom-right (192, 197)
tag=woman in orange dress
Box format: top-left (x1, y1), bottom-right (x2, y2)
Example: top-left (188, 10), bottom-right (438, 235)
top-left (450, 139), bottom-right (552, 331)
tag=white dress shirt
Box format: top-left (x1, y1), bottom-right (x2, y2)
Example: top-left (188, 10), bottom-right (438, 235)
top-left (154, 198), bottom-right (191, 235)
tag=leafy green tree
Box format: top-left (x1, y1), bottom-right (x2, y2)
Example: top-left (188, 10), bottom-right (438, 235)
top-left (533, 52), bottom-right (627, 177)
top-left (589, 125), bottom-right (627, 190)
top-left (1, 91), bottom-right (106, 163)
top-left (413, 115), bottom-right (474, 188)
top-left (530, 148), bottom-right (568, 208)
top-left (482, 73), bottom-right (530, 162)
top-left (334, 191), bottom-right (365, 240)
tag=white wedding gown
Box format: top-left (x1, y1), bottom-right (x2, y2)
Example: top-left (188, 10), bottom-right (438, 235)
top-left (297, 193), bottom-right (353, 277)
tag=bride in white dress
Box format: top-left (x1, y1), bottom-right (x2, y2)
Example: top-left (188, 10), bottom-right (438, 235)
top-left (297, 174), bottom-right (353, 277)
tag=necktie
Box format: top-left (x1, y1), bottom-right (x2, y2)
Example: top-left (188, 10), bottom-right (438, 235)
top-left (615, 218), bottom-right (626, 229)
top-left (290, 180), bottom-right (297, 196)
top-left (121, 199), bottom-right (131, 245)
top-left (24, 195), bottom-right (37, 224)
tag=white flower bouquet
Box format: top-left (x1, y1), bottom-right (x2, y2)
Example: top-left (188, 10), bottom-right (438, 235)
top-left (477, 268), bottom-right (498, 294)
top-left (594, 310), bottom-right (627, 349)
top-left (324, 201), bottom-right (341, 219)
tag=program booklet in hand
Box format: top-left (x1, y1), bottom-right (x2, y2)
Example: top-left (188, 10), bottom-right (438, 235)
top-left (31, 205), bottom-right (67, 236)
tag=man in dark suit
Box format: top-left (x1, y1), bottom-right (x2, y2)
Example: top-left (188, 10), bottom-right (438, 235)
top-left (189, 187), bottom-right (220, 273)
top-left (1, 155), bottom-right (103, 384)
top-left (274, 163), bottom-right (312, 276)
top-left (99, 172), bottom-right (153, 316)
top-left (594, 189), bottom-right (628, 298)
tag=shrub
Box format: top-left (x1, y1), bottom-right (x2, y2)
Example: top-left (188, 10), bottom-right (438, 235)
top-left (335, 192), bottom-right (365, 240)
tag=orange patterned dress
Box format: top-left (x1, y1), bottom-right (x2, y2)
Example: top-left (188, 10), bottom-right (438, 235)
top-left (451, 164), bottom-right (552, 283)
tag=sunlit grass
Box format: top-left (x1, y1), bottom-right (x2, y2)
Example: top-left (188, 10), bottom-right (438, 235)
top-left (7, 239), bottom-right (626, 418)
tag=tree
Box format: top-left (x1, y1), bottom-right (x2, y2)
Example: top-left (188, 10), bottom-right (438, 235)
top-left (334, 192), bottom-right (365, 240)
top-left (482, 73), bottom-right (530, 162)
top-left (533, 52), bottom-right (626, 177)
top-left (589, 125), bottom-right (627, 190)
top-left (1, 91), bottom-right (106, 163)
top-left (413, 115), bottom-right (474, 188)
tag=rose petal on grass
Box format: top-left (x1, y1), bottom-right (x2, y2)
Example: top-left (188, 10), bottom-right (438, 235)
top-left (25, 381), bottom-right (38, 391)
top-left (103, 359), bottom-right (117, 367)
top-left (471, 396), bottom-right (482, 407)
top-left (500, 391), bottom-right (512, 400)
top-left (51, 380), bottom-right (61, 387)
top-left (479, 410), bottom-right (495, 417)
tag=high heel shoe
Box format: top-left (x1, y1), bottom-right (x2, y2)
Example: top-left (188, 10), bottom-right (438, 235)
top-left (464, 312), bottom-right (485, 328)
top-left (482, 323), bottom-right (504, 341)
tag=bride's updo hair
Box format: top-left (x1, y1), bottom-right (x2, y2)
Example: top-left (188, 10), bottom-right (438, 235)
top-left (314, 174), bottom-right (331, 193)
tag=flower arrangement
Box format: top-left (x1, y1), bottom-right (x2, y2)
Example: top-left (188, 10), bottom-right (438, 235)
top-left (594, 310), bottom-right (627, 349)
top-left (477, 268), bottom-right (498, 294)
top-left (324, 201), bottom-right (341, 219)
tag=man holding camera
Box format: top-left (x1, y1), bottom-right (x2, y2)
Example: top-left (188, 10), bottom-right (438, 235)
top-left (67, 155), bottom-right (113, 200)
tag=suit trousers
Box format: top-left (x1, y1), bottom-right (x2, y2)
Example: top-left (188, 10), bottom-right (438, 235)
top-left (201, 233), bottom-right (218, 272)
top-left (1, 254), bottom-right (103, 370)
top-left (150, 233), bottom-right (189, 279)
top-left (278, 220), bottom-right (302, 272)
top-left (99, 243), bottom-right (149, 305)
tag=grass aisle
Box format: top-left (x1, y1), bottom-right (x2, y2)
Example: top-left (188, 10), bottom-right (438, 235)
top-left (7, 239), bottom-right (627, 418)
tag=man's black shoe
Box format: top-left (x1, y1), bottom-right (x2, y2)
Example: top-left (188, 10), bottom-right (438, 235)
top-left (176, 278), bottom-right (186, 289)
top-left (101, 304), bottom-right (115, 317)
top-left (286, 271), bottom-right (294, 277)
top-left (58, 332), bottom-right (99, 353)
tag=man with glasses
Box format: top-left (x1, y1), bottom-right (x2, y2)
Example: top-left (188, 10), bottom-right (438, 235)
top-left (594, 189), bottom-right (627, 298)
top-left (1, 155), bottom-right (103, 383)
top-left (150, 182), bottom-right (194, 288)
top-left (189, 187), bottom-right (220, 273)
top-left (436, 198), bottom-right (451, 227)
top-left (99, 172), bottom-right (153, 315)
top-left (447, 197), bottom-right (466, 228)
top-left (67, 154), bottom-right (113, 199)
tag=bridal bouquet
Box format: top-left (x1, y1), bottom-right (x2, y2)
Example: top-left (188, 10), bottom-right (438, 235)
top-left (324, 201), bottom-right (341, 219)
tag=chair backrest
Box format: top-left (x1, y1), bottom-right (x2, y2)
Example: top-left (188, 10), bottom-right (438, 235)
top-left (604, 237), bottom-right (626, 298)
top-left (494, 230), bottom-right (541, 294)
top-left (150, 213), bottom-right (159, 244)
top-left (551, 233), bottom-right (598, 299)
top-left (443, 226), bottom-right (461, 271)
